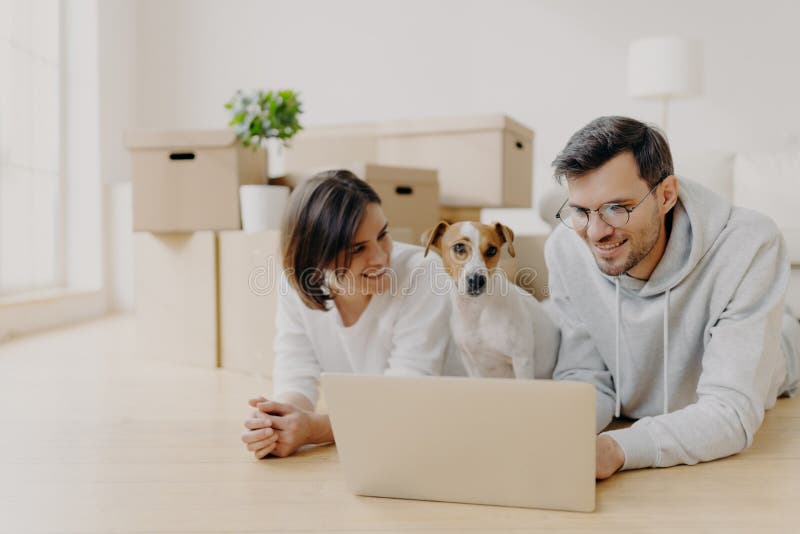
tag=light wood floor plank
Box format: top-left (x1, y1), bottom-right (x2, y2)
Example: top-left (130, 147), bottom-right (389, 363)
top-left (1, 315), bottom-right (798, 532)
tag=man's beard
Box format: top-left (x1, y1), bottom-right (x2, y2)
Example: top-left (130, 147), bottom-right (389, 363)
top-left (591, 207), bottom-right (662, 277)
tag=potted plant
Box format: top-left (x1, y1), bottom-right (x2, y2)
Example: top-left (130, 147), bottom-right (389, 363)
top-left (225, 88), bottom-right (303, 178)
top-left (226, 89), bottom-right (301, 232)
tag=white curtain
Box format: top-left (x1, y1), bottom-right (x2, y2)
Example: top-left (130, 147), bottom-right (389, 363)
top-left (0, 0), bottom-right (62, 295)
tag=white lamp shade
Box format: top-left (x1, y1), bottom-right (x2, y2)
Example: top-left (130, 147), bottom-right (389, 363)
top-left (628, 36), bottom-right (701, 98)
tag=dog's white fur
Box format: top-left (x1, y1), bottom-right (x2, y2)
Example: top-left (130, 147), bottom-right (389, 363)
top-left (424, 221), bottom-right (559, 379)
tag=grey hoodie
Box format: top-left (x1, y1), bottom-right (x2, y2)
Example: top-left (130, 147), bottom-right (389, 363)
top-left (545, 177), bottom-right (799, 470)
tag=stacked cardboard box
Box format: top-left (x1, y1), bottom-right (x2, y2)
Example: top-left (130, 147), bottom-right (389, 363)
top-left (282, 162), bottom-right (439, 246)
top-left (127, 128), bottom-right (440, 374)
top-left (286, 114), bottom-right (548, 296)
top-left (133, 231), bottom-right (219, 368)
top-left (286, 113), bottom-right (536, 231)
top-left (218, 230), bottom-right (282, 376)
top-left (127, 130), bottom-right (281, 372)
top-left (495, 234), bottom-right (551, 301)
top-left (376, 114), bottom-right (534, 209)
top-left (127, 130), bottom-right (266, 232)
top-left (128, 114), bottom-right (544, 375)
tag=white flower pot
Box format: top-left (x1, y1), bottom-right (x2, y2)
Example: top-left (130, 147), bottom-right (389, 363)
top-left (264, 138), bottom-right (286, 179)
top-left (239, 185), bottom-right (290, 233)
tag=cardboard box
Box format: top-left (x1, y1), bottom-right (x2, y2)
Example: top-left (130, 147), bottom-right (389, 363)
top-left (377, 114), bottom-right (534, 208)
top-left (283, 123), bottom-right (378, 175)
top-left (440, 206), bottom-right (482, 224)
top-left (126, 129), bottom-right (266, 232)
top-left (286, 162), bottom-right (440, 242)
top-left (497, 232), bottom-right (550, 301)
top-left (390, 227), bottom-right (416, 245)
top-left (134, 231), bottom-right (218, 367)
top-left (353, 163), bottom-right (438, 243)
top-left (218, 230), bottom-right (281, 377)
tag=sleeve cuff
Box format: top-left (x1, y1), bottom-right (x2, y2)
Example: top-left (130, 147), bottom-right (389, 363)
top-left (596, 391), bottom-right (616, 433)
top-left (603, 424), bottom-right (659, 471)
top-left (273, 381), bottom-right (319, 407)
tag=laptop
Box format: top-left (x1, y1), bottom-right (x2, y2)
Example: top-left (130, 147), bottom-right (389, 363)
top-left (320, 374), bottom-right (596, 512)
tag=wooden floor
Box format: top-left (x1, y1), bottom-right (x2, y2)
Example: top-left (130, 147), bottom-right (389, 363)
top-left (1, 315), bottom-right (798, 533)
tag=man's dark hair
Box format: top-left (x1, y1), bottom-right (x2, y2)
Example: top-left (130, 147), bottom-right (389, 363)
top-left (551, 116), bottom-right (674, 188)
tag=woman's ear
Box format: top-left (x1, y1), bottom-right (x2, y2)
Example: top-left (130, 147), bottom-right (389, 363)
top-left (493, 222), bottom-right (516, 258)
top-left (421, 221), bottom-right (449, 257)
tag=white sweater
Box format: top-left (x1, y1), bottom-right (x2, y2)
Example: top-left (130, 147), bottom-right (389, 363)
top-left (272, 241), bottom-right (465, 405)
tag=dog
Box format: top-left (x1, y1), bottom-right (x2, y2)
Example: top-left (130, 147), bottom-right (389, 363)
top-left (422, 221), bottom-right (559, 379)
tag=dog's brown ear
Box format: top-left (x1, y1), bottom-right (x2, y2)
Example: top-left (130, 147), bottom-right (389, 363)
top-left (494, 222), bottom-right (516, 258)
top-left (421, 221), bottom-right (449, 257)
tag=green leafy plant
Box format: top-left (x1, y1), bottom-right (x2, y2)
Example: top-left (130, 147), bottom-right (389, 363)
top-left (225, 89), bottom-right (303, 148)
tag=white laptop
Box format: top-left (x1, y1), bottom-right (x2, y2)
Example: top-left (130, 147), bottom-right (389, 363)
top-left (320, 374), bottom-right (596, 512)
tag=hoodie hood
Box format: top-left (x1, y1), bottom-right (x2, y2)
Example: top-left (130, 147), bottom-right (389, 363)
top-left (551, 177), bottom-right (736, 419)
top-left (610, 177), bottom-right (732, 297)
top-left (608, 178), bottom-right (732, 416)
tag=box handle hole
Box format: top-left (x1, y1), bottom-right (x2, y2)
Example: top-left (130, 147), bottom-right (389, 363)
top-left (395, 186), bottom-right (413, 195)
top-left (515, 141), bottom-right (524, 150)
top-left (169, 152), bottom-right (196, 161)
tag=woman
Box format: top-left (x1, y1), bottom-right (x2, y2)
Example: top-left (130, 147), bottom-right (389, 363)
top-left (241, 169), bottom-right (463, 459)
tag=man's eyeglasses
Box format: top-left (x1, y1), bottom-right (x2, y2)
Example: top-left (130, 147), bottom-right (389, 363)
top-left (555, 181), bottom-right (663, 230)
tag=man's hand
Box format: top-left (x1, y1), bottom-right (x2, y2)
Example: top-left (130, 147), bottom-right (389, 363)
top-left (596, 434), bottom-right (625, 479)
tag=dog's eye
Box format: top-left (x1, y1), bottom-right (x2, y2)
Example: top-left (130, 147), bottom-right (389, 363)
top-left (485, 246), bottom-right (497, 257)
top-left (452, 243), bottom-right (467, 255)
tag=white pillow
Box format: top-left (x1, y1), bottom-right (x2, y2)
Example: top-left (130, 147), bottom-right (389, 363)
top-left (480, 207), bottom-right (553, 235)
top-left (673, 150), bottom-right (735, 201)
top-left (534, 184), bottom-right (567, 230)
top-left (733, 151), bottom-right (800, 265)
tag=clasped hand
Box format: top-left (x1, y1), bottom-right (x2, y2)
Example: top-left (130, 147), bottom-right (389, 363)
top-left (240, 396), bottom-right (316, 459)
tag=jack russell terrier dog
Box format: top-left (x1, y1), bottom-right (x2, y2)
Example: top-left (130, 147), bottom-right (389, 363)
top-left (422, 221), bottom-right (559, 379)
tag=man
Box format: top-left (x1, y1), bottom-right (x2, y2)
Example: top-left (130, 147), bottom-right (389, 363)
top-left (545, 116), bottom-right (800, 479)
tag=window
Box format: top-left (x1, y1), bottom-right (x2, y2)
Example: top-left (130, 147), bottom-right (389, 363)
top-left (0, 0), bottom-right (62, 296)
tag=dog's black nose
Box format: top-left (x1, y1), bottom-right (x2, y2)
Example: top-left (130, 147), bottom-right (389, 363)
top-left (467, 274), bottom-right (487, 295)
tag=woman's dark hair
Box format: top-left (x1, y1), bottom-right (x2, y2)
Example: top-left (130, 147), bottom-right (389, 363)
top-left (551, 116), bottom-right (674, 188)
top-left (281, 169), bottom-right (381, 311)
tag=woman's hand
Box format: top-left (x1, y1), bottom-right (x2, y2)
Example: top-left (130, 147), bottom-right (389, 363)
top-left (241, 397), bottom-right (279, 459)
top-left (242, 396), bottom-right (331, 459)
top-left (254, 399), bottom-right (320, 458)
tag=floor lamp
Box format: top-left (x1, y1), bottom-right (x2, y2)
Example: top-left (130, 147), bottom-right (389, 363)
top-left (628, 36), bottom-right (701, 133)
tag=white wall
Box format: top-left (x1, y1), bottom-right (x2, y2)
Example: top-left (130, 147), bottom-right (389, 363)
top-left (64, 0), bottom-right (103, 291)
top-left (98, 0), bottom-right (137, 184)
top-left (104, 0), bottom-right (800, 310)
top-left (106, 181), bottom-right (133, 311)
top-left (131, 0), bottom-right (800, 195)
top-left (97, 0), bottom-right (138, 311)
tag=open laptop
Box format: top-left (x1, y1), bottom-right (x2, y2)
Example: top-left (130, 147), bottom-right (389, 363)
top-left (320, 374), bottom-right (596, 512)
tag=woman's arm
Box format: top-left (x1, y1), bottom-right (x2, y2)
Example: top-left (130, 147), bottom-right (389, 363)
top-left (271, 277), bottom-right (324, 405)
top-left (242, 278), bottom-right (330, 458)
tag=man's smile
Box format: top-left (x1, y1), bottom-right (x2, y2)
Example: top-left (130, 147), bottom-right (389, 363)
top-left (593, 238), bottom-right (628, 258)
